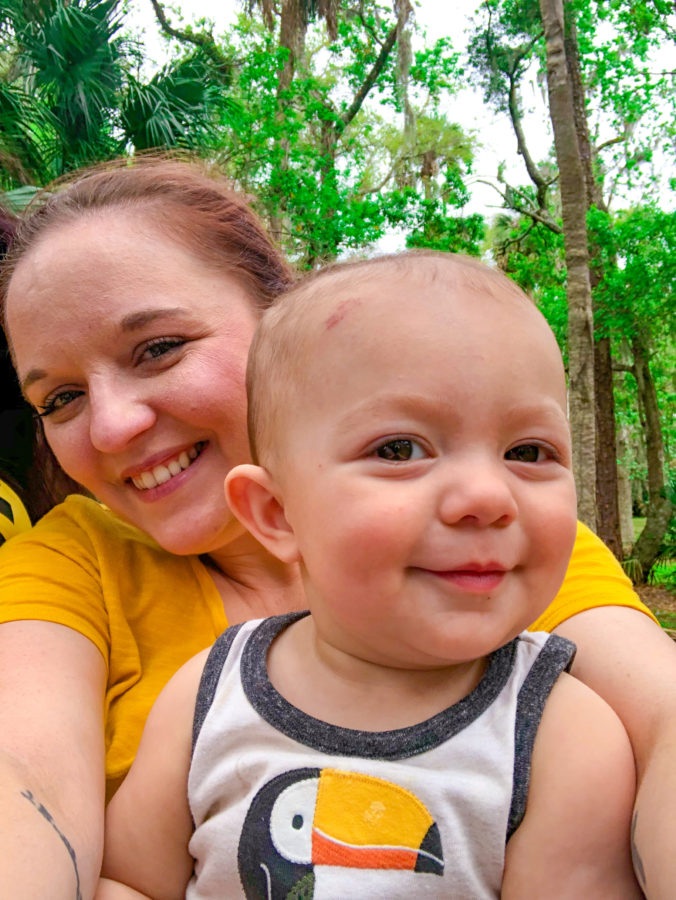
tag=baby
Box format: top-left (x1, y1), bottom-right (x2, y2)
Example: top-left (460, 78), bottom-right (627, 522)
top-left (99, 252), bottom-right (640, 899)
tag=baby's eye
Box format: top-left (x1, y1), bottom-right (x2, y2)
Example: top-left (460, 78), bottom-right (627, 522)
top-left (139, 337), bottom-right (186, 362)
top-left (374, 439), bottom-right (426, 462)
top-left (505, 444), bottom-right (546, 463)
top-left (37, 389), bottom-right (84, 417)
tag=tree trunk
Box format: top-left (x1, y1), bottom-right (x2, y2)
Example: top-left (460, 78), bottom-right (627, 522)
top-left (539, 0), bottom-right (596, 527)
top-left (631, 331), bottom-right (674, 579)
top-left (563, 13), bottom-right (622, 555)
top-left (616, 424), bottom-right (635, 554)
top-left (269, 0), bottom-right (309, 244)
top-left (594, 338), bottom-right (622, 556)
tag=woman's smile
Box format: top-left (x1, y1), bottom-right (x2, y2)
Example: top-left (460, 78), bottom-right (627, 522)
top-left (125, 441), bottom-right (206, 493)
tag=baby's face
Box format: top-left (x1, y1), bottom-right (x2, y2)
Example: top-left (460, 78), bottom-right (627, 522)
top-left (274, 268), bottom-right (577, 669)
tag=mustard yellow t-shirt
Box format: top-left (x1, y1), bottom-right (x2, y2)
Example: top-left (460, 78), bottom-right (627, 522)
top-left (529, 520), bottom-right (656, 631)
top-left (0, 498), bottom-right (655, 795)
top-left (0, 495), bottom-right (228, 797)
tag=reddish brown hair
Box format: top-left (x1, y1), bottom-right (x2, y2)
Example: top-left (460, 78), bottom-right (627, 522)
top-left (1, 155), bottom-right (294, 315)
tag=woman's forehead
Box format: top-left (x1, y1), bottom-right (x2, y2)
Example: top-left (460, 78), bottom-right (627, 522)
top-left (6, 212), bottom-right (255, 369)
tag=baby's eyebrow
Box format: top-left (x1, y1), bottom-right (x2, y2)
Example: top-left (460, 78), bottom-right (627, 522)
top-left (336, 393), bottom-right (459, 429)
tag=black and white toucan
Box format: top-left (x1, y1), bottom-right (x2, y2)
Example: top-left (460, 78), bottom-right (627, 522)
top-left (238, 766), bottom-right (444, 899)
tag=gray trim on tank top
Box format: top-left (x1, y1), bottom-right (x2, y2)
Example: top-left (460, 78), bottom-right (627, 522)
top-left (506, 633), bottom-right (576, 839)
top-left (192, 621), bottom-right (245, 755)
top-left (207, 611), bottom-right (520, 759)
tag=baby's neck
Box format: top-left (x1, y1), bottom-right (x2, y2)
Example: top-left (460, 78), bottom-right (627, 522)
top-left (266, 614), bottom-right (489, 732)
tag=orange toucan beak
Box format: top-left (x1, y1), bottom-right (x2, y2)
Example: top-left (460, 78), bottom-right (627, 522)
top-left (310, 768), bottom-right (444, 876)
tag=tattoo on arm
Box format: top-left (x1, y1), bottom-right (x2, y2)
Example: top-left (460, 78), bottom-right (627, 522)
top-left (631, 809), bottom-right (647, 892)
top-left (20, 789), bottom-right (82, 900)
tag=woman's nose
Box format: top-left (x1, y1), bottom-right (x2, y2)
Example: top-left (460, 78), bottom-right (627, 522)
top-left (437, 456), bottom-right (518, 528)
top-left (88, 380), bottom-right (156, 453)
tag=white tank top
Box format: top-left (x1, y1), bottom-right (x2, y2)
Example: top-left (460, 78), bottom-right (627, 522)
top-left (188, 612), bottom-right (574, 900)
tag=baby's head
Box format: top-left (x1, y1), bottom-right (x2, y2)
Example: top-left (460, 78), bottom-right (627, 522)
top-left (226, 251), bottom-right (578, 668)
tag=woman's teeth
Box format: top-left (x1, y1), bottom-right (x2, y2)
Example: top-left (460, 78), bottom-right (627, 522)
top-left (131, 444), bottom-right (202, 490)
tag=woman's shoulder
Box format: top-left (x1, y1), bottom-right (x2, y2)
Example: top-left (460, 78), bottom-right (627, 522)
top-left (6, 494), bottom-right (165, 558)
top-left (0, 494), bottom-right (200, 595)
top-left (529, 520), bottom-right (655, 633)
top-left (39, 494), bottom-right (155, 541)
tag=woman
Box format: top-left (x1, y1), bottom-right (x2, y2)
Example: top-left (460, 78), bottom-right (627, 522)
top-left (0, 158), bottom-right (673, 899)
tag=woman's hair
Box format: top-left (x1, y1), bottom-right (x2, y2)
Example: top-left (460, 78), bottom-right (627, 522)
top-left (1, 155), bottom-right (294, 314)
top-left (0, 205), bottom-right (16, 258)
top-left (0, 155), bottom-right (296, 516)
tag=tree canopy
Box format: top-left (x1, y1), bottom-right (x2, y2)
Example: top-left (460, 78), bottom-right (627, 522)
top-left (1, 0), bottom-right (674, 582)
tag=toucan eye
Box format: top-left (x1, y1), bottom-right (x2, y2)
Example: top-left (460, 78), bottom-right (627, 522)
top-left (269, 779), bottom-right (318, 864)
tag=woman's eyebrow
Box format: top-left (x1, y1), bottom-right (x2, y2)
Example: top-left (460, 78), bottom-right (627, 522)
top-left (120, 307), bottom-right (192, 332)
top-left (21, 368), bottom-right (46, 394)
top-left (21, 307), bottom-right (194, 393)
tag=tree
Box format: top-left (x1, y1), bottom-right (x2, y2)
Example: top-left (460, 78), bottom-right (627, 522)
top-left (148, 1), bottom-right (479, 265)
top-left (592, 206), bottom-right (675, 579)
top-left (540, 0), bottom-right (597, 527)
top-left (467, 0), bottom-right (675, 569)
top-left (0, 0), bottom-right (226, 190)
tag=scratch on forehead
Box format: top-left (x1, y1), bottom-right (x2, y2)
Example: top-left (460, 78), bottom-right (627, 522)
top-left (324, 296), bottom-right (362, 330)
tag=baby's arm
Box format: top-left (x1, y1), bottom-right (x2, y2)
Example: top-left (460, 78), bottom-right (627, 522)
top-left (502, 671), bottom-right (642, 899)
top-left (95, 879), bottom-right (154, 899)
top-left (98, 649), bottom-right (210, 900)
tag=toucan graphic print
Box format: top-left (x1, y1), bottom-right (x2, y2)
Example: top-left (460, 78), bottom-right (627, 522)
top-left (237, 766), bottom-right (444, 899)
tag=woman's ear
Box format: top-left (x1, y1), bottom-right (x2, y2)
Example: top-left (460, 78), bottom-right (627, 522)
top-left (224, 464), bottom-right (300, 564)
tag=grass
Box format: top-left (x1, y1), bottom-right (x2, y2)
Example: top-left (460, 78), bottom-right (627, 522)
top-left (654, 610), bottom-right (676, 631)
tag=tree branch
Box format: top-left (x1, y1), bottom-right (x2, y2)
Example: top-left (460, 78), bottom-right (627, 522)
top-left (340, 21), bottom-right (401, 130)
top-left (474, 178), bottom-right (563, 233)
top-left (595, 135), bottom-right (624, 154)
top-left (507, 67), bottom-right (549, 208)
top-left (498, 220), bottom-right (536, 252)
top-left (148, 0), bottom-right (232, 80)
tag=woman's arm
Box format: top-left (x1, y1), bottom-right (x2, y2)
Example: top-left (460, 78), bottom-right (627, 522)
top-left (0, 621), bottom-right (106, 900)
top-left (554, 606), bottom-right (676, 900)
top-left (101, 650), bottom-right (206, 900)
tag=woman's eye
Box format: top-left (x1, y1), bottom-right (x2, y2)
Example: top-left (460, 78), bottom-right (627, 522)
top-left (505, 444), bottom-right (545, 463)
top-left (37, 389), bottom-right (84, 417)
top-left (139, 338), bottom-right (186, 362)
top-left (374, 439), bottom-right (425, 462)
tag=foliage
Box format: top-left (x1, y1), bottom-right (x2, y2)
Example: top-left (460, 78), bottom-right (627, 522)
top-left (202, 7), bottom-right (480, 265)
top-left (464, 0), bottom-right (675, 568)
top-left (1, 0), bottom-right (674, 568)
top-left (0, 0), bottom-right (226, 188)
top-left (590, 205), bottom-right (676, 466)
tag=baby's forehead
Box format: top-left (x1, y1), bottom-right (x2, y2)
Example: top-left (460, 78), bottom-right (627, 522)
top-left (309, 259), bottom-right (530, 334)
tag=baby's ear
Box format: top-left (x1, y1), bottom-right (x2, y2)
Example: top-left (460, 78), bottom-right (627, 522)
top-left (224, 464), bottom-right (300, 564)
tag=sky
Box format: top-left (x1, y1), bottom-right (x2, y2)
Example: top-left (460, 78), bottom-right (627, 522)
top-left (123, 0), bottom-right (555, 222)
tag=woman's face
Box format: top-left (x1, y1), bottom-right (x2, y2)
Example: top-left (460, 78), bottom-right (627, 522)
top-left (6, 210), bottom-right (260, 555)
